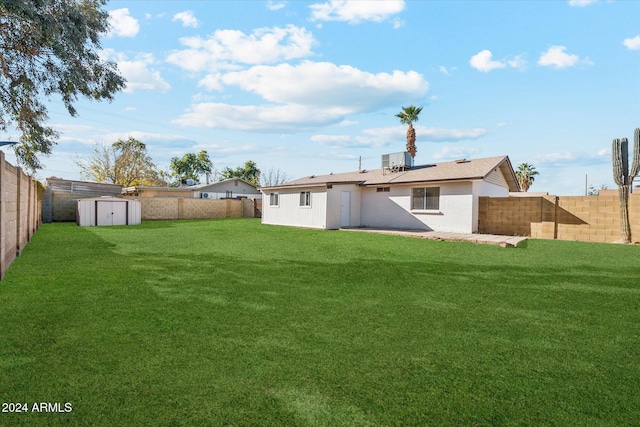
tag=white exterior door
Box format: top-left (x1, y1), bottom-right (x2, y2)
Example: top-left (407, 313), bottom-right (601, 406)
top-left (341, 192), bottom-right (351, 227)
top-left (97, 201), bottom-right (127, 226)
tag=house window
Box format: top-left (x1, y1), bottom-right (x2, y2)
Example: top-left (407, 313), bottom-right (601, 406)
top-left (411, 187), bottom-right (440, 210)
top-left (300, 191), bottom-right (311, 207)
top-left (376, 187), bottom-right (390, 192)
top-left (269, 192), bottom-right (279, 207)
top-left (226, 190), bottom-right (233, 198)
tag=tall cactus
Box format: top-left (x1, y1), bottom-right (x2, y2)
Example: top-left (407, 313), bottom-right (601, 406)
top-left (612, 128), bottom-right (640, 243)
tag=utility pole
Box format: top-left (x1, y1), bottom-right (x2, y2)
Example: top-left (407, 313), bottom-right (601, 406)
top-left (585, 174), bottom-right (588, 196)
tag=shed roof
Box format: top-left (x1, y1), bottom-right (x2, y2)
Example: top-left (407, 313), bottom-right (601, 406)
top-left (77, 196), bottom-right (137, 202)
top-left (262, 156), bottom-right (520, 192)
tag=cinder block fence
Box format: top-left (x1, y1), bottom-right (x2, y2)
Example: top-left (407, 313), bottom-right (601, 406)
top-left (479, 194), bottom-right (640, 243)
top-left (129, 197), bottom-right (255, 220)
top-left (0, 152), bottom-right (42, 279)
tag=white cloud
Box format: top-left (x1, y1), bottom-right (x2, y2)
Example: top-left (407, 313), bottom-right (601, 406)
top-left (417, 126), bottom-right (488, 142)
top-left (52, 123), bottom-right (96, 134)
top-left (173, 11), bottom-right (199, 28)
top-left (311, 134), bottom-right (375, 148)
top-left (103, 131), bottom-right (190, 144)
top-left (392, 18), bottom-right (405, 29)
top-left (309, 0), bottom-right (405, 24)
top-left (108, 8), bottom-right (139, 38)
top-left (173, 103), bottom-right (347, 131)
top-left (267, 1), bottom-right (287, 11)
top-left (173, 60), bottom-right (428, 131)
top-left (166, 25), bottom-right (316, 72)
top-left (219, 61), bottom-right (428, 111)
top-left (432, 146), bottom-right (481, 161)
top-left (311, 125), bottom-right (488, 150)
top-left (507, 54), bottom-right (528, 70)
top-left (623, 35), bottom-right (640, 50)
top-left (470, 50), bottom-right (528, 72)
top-left (103, 50), bottom-right (171, 93)
top-left (568, 0), bottom-right (598, 6)
top-left (535, 149), bottom-right (609, 166)
top-left (537, 45), bottom-right (586, 69)
top-left (469, 50), bottom-right (506, 72)
top-left (198, 74), bottom-right (224, 91)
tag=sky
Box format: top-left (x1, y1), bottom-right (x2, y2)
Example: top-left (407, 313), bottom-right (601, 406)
top-left (3, 0), bottom-right (639, 195)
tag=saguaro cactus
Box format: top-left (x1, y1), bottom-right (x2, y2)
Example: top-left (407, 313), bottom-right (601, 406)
top-left (612, 128), bottom-right (640, 243)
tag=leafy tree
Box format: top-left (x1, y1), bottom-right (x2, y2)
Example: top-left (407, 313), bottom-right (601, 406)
top-left (0, 0), bottom-right (125, 173)
top-left (75, 137), bottom-right (164, 187)
top-left (395, 105), bottom-right (423, 158)
top-left (587, 184), bottom-right (609, 196)
top-left (220, 160), bottom-right (260, 186)
top-left (169, 150), bottom-right (212, 185)
top-left (515, 162), bottom-right (539, 192)
top-left (260, 168), bottom-right (290, 187)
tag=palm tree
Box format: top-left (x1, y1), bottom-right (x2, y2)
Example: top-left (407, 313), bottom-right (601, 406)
top-left (515, 163), bottom-right (539, 192)
top-left (395, 105), bottom-right (423, 158)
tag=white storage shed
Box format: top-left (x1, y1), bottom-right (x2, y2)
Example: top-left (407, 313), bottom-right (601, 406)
top-left (77, 197), bottom-right (141, 227)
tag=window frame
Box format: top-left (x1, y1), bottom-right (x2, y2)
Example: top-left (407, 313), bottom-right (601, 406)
top-left (299, 190), bottom-right (311, 207)
top-left (411, 186), bottom-right (440, 211)
top-left (269, 192), bottom-right (279, 207)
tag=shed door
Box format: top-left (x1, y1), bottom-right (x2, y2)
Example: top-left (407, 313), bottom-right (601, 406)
top-left (340, 192), bottom-right (351, 227)
top-left (97, 201), bottom-right (127, 226)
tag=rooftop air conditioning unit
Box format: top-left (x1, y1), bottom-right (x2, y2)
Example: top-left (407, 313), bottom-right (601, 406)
top-left (202, 193), bottom-right (209, 199)
top-left (381, 152), bottom-right (413, 170)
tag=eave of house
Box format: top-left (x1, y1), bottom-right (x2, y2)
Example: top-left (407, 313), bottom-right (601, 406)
top-left (263, 155), bottom-right (520, 193)
top-left (261, 181), bottom-right (364, 192)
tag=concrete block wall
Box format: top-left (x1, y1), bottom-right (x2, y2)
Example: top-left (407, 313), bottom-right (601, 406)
top-left (52, 192), bottom-right (107, 222)
top-left (478, 196), bottom-right (550, 237)
top-left (479, 194), bottom-right (640, 243)
top-left (2, 163), bottom-right (18, 276)
top-left (129, 197), bottom-right (252, 221)
top-left (0, 152), bottom-right (41, 279)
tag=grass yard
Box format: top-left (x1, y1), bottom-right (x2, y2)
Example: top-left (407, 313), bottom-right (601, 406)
top-left (1, 219), bottom-right (639, 426)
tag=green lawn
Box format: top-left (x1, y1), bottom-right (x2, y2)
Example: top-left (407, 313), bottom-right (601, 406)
top-left (1, 219), bottom-right (639, 426)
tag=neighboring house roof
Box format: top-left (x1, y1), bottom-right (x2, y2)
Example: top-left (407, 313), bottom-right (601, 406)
top-left (122, 186), bottom-right (190, 194)
top-left (122, 178), bottom-right (259, 195)
top-left (262, 156), bottom-right (520, 192)
top-left (191, 177), bottom-right (258, 191)
top-left (46, 177), bottom-right (123, 194)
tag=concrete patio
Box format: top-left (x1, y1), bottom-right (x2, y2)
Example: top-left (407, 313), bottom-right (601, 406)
top-left (340, 227), bottom-right (528, 247)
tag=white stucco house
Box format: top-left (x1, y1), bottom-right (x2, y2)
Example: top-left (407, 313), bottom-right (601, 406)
top-left (261, 154), bottom-right (520, 233)
top-left (192, 178), bottom-right (261, 200)
top-left (122, 177), bottom-right (260, 200)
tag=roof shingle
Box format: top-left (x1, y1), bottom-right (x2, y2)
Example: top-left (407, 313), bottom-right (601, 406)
top-left (263, 155), bottom-right (519, 191)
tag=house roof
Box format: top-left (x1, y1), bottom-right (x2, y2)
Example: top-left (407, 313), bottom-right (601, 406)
top-left (191, 177), bottom-right (258, 191)
top-left (122, 178), bottom-right (259, 194)
top-left (262, 155), bottom-right (520, 192)
top-left (122, 186), bottom-right (192, 194)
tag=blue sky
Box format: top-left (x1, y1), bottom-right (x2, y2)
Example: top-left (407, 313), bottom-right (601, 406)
top-left (5, 0), bottom-right (639, 194)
